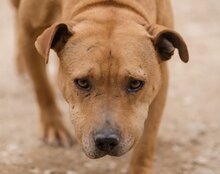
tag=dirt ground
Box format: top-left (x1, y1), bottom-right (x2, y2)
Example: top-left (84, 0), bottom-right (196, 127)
top-left (0, 0), bottom-right (220, 174)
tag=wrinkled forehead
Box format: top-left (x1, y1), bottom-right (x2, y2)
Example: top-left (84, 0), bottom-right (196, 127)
top-left (61, 23), bottom-right (155, 79)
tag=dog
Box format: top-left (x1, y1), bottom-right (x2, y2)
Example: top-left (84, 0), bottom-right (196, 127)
top-left (11, 0), bottom-right (189, 173)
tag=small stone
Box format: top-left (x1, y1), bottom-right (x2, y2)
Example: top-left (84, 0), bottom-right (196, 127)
top-left (66, 171), bottom-right (78, 174)
top-left (43, 169), bottom-right (56, 174)
top-left (194, 167), bottom-right (215, 174)
top-left (106, 161), bottom-right (117, 171)
top-left (183, 96), bottom-right (193, 106)
top-left (181, 163), bottom-right (192, 171)
top-left (84, 162), bottom-right (94, 169)
top-left (120, 167), bottom-right (128, 174)
top-left (30, 168), bottom-right (40, 174)
top-left (193, 156), bottom-right (208, 166)
top-left (6, 144), bottom-right (19, 151)
top-left (187, 122), bottom-right (206, 138)
top-left (172, 144), bottom-right (182, 152)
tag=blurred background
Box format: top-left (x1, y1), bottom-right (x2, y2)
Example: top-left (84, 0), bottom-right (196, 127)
top-left (0, 0), bottom-right (220, 174)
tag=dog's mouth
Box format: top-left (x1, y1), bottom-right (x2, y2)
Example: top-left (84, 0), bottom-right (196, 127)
top-left (82, 139), bottom-right (135, 159)
top-left (81, 126), bottom-right (136, 159)
top-left (83, 146), bottom-right (128, 159)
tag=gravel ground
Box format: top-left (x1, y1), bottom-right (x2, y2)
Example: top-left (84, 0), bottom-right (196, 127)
top-left (0, 0), bottom-right (220, 174)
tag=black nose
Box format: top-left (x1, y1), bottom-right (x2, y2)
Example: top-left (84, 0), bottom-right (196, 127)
top-left (94, 130), bottom-right (120, 152)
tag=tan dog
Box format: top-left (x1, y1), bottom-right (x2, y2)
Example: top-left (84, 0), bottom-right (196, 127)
top-left (11, 0), bottom-right (189, 173)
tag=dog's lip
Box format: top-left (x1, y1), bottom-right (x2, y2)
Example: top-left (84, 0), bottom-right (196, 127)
top-left (83, 148), bottom-right (106, 159)
top-left (90, 152), bottom-right (119, 159)
top-left (92, 153), bottom-right (107, 159)
top-left (107, 148), bottom-right (129, 157)
top-left (88, 148), bottom-right (128, 159)
top-left (83, 148), bottom-right (122, 159)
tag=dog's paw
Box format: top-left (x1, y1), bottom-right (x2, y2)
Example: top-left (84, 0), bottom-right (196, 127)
top-left (40, 108), bottom-right (74, 148)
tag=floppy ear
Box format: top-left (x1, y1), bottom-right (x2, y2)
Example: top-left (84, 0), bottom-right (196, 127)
top-left (147, 24), bottom-right (189, 63)
top-left (35, 22), bottom-right (74, 64)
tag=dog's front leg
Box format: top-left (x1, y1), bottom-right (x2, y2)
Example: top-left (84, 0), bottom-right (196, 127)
top-left (16, 19), bottom-right (73, 147)
top-left (130, 64), bottom-right (168, 174)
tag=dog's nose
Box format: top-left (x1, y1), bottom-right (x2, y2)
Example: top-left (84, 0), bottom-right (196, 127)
top-left (94, 130), bottom-right (120, 152)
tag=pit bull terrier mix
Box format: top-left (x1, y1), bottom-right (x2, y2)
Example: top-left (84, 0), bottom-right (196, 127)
top-left (11, 0), bottom-right (189, 173)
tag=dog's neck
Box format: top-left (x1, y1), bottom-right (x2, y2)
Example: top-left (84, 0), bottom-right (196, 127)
top-left (70, 0), bottom-right (152, 24)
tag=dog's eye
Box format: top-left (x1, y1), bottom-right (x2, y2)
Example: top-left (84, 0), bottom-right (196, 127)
top-left (127, 79), bottom-right (144, 93)
top-left (74, 79), bottom-right (91, 91)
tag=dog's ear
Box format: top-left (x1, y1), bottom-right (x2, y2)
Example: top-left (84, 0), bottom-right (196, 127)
top-left (147, 24), bottom-right (189, 63)
top-left (35, 22), bottom-right (74, 63)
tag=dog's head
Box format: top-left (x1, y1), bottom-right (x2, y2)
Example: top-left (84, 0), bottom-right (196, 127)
top-left (35, 21), bottom-right (188, 158)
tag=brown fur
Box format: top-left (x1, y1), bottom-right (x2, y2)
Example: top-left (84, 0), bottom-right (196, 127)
top-left (12, 0), bottom-right (188, 173)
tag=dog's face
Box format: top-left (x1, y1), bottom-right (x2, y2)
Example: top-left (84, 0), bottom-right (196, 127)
top-left (35, 21), bottom-right (188, 158)
top-left (57, 22), bottom-right (162, 158)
